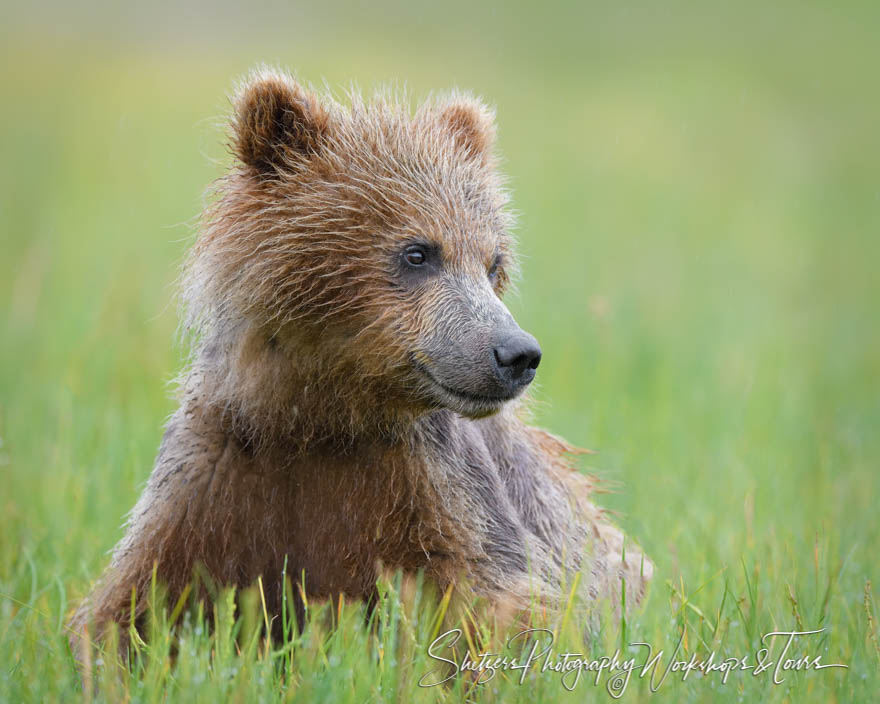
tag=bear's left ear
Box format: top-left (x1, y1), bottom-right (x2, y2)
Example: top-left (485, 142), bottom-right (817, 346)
top-left (436, 96), bottom-right (497, 163)
top-left (232, 70), bottom-right (330, 178)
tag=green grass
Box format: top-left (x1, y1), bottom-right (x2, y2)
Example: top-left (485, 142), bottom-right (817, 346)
top-left (1, 2), bottom-right (879, 701)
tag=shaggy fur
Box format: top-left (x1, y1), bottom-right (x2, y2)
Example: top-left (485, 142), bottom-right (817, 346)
top-left (69, 69), bottom-right (653, 655)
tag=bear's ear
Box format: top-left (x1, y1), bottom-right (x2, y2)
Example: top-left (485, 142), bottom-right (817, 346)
top-left (436, 96), bottom-right (497, 162)
top-left (232, 71), bottom-right (330, 177)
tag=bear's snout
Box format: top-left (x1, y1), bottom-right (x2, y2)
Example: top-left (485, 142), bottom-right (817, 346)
top-left (492, 329), bottom-right (542, 391)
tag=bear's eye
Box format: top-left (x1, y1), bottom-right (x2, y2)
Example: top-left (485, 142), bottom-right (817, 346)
top-left (404, 245), bottom-right (427, 267)
top-left (488, 254), bottom-right (503, 283)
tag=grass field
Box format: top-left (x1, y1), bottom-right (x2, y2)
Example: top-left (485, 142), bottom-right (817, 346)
top-left (1, 2), bottom-right (879, 701)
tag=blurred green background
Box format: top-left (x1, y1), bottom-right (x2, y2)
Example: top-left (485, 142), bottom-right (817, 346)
top-left (1, 1), bottom-right (878, 701)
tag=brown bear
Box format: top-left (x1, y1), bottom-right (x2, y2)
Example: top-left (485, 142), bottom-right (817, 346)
top-left (69, 69), bottom-right (652, 655)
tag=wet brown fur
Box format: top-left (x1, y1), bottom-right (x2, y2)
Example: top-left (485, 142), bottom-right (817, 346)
top-left (69, 68), bottom-right (652, 656)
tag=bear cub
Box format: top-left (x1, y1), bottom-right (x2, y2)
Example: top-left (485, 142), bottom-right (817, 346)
top-left (70, 69), bottom-right (652, 653)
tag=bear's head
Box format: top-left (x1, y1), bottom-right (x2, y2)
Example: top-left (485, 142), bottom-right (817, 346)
top-left (186, 70), bottom-right (541, 440)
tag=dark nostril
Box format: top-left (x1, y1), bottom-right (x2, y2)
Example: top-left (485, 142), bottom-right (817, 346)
top-left (527, 351), bottom-right (541, 370)
top-left (493, 336), bottom-right (542, 380)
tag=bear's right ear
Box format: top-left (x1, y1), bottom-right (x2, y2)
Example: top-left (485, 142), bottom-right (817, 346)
top-left (435, 95), bottom-right (497, 164)
top-left (232, 72), bottom-right (330, 177)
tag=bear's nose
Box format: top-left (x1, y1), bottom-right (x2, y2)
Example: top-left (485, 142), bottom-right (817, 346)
top-left (493, 333), bottom-right (542, 386)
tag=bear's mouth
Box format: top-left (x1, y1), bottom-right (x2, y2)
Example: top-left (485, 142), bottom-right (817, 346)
top-left (411, 359), bottom-right (513, 413)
